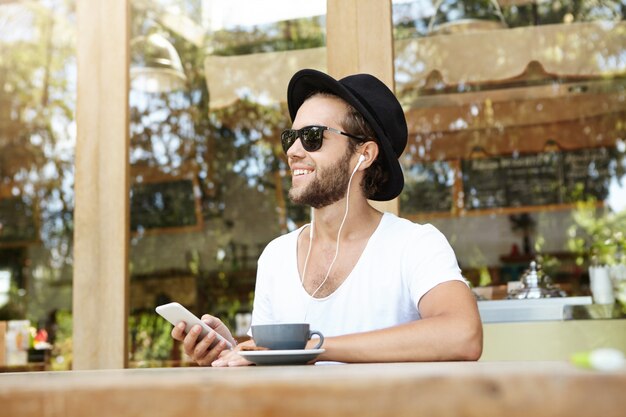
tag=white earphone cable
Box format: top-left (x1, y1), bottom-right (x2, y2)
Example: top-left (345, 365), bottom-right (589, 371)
top-left (300, 208), bottom-right (314, 284)
top-left (302, 156), bottom-right (363, 320)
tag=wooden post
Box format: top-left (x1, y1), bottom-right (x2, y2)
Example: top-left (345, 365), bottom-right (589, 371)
top-left (0, 321), bottom-right (6, 366)
top-left (73, 0), bottom-right (130, 369)
top-left (327, 0), bottom-right (399, 214)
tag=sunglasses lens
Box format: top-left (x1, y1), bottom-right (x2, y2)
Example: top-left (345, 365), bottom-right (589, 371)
top-left (301, 127), bottom-right (323, 152)
top-left (281, 130), bottom-right (297, 153)
top-left (281, 126), bottom-right (325, 153)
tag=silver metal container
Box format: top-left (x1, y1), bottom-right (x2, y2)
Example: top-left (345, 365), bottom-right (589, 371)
top-left (507, 260), bottom-right (567, 299)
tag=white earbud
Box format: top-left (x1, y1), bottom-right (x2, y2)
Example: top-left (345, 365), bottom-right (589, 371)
top-left (352, 154), bottom-right (366, 174)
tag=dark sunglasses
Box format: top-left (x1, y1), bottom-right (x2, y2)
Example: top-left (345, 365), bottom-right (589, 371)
top-left (281, 125), bottom-right (366, 153)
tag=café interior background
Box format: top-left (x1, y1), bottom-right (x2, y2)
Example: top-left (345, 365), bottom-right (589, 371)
top-left (0, 0), bottom-right (624, 368)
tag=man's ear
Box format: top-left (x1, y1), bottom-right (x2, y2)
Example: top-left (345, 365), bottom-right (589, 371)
top-left (357, 141), bottom-right (379, 170)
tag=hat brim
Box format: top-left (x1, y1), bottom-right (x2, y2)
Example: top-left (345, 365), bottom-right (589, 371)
top-left (287, 69), bottom-right (403, 201)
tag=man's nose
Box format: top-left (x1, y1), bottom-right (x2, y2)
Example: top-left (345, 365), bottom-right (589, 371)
top-left (286, 137), bottom-right (306, 159)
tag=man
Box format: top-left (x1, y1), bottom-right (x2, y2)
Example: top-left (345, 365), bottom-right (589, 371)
top-left (171, 69), bottom-right (483, 366)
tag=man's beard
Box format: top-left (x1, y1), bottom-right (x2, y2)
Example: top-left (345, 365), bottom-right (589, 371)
top-left (289, 147), bottom-right (354, 209)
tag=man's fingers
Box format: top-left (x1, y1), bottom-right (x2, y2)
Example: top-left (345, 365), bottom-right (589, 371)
top-left (212, 349), bottom-right (252, 367)
top-left (199, 316), bottom-right (236, 348)
top-left (196, 339), bottom-right (228, 366)
top-left (194, 331), bottom-right (217, 358)
top-left (168, 315), bottom-right (237, 367)
top-left (170, 322), bottom-right (186, 341)
top-left (226, 357), bottom-right (254, 367)
top-left (201, 314), bottom-right (222, 329)
top-left (182, 325), bottom-right (202, 356)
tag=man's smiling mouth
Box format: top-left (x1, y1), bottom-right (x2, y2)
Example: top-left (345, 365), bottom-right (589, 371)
top-left (293, 169), bottom-right (313, 176)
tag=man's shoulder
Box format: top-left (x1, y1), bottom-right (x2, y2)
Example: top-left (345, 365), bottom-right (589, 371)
top-left (376, 213), bottom-right (452, 255)
top-left (380, 213), bottom-right (441, 238)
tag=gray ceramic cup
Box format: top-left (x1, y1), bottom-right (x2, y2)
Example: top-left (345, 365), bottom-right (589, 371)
top-left (251, 323), bottom-right (324, 350)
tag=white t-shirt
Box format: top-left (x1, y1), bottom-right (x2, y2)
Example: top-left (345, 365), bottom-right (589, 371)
top-left (250, 212), bottom-right (465, 337)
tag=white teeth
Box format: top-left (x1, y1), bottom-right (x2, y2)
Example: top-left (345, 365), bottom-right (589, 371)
top-left (293, 169), bottom-right (312, 176)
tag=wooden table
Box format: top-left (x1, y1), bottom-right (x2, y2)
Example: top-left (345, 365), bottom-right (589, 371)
top-left (1, 361), bottom-right (624, 417)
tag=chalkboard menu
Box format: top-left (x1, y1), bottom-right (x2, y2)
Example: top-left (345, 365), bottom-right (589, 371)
top-left (131, 179), bottom-right (200, 232)
top-left (0, 197), bottom-right (38, 245)
top-left (462, 158), bottom-right (507, 209)
top-left (462, 147), bottom-right (613, 210)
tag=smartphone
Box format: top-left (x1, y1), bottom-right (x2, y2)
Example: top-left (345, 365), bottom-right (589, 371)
top-left (155, 302), bottom-right (233, 350)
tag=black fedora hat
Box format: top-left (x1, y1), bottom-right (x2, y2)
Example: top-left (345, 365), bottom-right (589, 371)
top-left (287, 69), bottom-right (408, 201)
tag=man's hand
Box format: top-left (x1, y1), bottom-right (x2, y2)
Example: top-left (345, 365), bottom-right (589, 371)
top-left (211, 339), bottom-right (256, 367)
top-left (170, 314), bottom-right (238, 367)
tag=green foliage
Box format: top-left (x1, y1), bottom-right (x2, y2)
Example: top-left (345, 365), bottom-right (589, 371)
top-left (210, 17), bottom-right (325, 56)
top-left (567, 197), bottom-right (626, 266)
top-left (478, 266), bottom-right (492, 287)
top-left (50, 310), bottom-right (72, 371)
top-left (129, 312), bottom-right (174, 365)
top-left (393, 0), bottom-right (625, 39)
top-left (0, 0), bottom-right (76, 323)
top-left (400, 161), bottom-right (454, 214)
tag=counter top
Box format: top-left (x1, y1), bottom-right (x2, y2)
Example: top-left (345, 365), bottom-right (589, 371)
top-left (477, 296), bottom-right (593, 323)
top-left (1, 361), bottom-right (624, 417)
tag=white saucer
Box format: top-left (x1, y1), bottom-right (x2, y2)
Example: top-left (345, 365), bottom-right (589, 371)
top-left (239, 349), bottom-right (325, 366)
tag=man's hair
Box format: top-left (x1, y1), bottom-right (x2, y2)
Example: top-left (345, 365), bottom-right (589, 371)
top-left (341, 102), bottom-right (388, 199)
top-left (306, 92), bottom-right (388, 199)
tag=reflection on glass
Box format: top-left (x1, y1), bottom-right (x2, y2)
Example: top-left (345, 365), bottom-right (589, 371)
top-left (401, 160), bottom-right (455, 214)
top-left (503, 0), bottom-right (624, 27)
top-left (0, 0), bottom-right (76, 370)
top-left (393, 0), bottom-right (625, 37)
top-left (428, 0), bottom-right (506, 35)
top-left (393, 1), bottom-right (626, 293)
top-left (130, 33), bottom-right (187, 93)
top-left (128, 0), bottom-right (326, 366)
top-left (575, 0), bottom-right (623, 22)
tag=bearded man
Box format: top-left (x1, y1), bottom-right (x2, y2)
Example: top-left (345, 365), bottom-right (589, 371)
top-left (172, 69), bottom-right (483, 366)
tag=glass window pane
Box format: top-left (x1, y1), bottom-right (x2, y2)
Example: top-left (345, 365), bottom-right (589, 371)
top-left (393, 1), bottom-right (625, 292)
top-left (0, 0), bottom-right (75, 370)
top-left (128, 0), bottom-right (326, 367)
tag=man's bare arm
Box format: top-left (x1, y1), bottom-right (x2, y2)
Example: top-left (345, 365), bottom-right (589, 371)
top-left (311, 280), bottom-right (483, 363)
